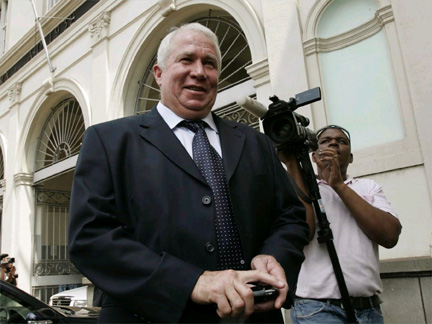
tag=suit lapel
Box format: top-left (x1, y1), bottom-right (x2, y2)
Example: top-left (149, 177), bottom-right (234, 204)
top-left (138, 108), bottom-right (206, 184)
top-left (139, 109), bottom-right (245, 184)
top-left (214, 114), bottom-right (245, 182)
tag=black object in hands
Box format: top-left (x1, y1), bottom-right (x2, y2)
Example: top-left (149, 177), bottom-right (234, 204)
top-left (252, 285), bottom-right (279, 303)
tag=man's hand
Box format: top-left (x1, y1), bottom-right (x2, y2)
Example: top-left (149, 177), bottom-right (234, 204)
top-left (313, 148), bottom-right (344, 188)
top-left (251, 255), bottom-right (288, 312)
top-left (191, 266), bottom-right (285, 320)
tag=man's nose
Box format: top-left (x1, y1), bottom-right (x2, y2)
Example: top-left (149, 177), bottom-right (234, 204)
top-left (329, 139), bottom-right (339, 146)
top-left (191, 61), bottom-right (206, 79)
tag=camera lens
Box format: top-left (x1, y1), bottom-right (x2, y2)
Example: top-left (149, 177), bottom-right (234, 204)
top-left (271, 117), bottom-right (296, 142)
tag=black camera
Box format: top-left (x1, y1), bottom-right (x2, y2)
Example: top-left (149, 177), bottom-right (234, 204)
top-left (261, 87), bottom-right (321, 152)
top-left (1, 256), bottom-right (15, 265)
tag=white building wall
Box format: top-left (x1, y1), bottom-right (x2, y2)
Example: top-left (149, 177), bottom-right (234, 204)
top-left (0, 0), bottom-right (430, 320)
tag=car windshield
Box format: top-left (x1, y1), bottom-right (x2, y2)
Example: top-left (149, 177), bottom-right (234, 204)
top-left (0, 288), bottom-right (35, 322)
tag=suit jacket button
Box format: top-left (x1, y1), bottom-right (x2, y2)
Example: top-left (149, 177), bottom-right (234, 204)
top-left (205, 242), bottom-right (215, 253)
top-left (202, 196), bottom-right (212, 205)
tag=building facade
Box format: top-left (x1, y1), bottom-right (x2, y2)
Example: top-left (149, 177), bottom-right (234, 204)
top-left (0, 0), bottom-right (431, 322)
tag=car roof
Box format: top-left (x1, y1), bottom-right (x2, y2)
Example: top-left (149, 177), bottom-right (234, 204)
top-left (50, 285), bottom-right (87, 299)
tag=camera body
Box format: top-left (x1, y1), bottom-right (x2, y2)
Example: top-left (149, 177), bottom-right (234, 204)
top-left (261, 87), bottom-right (321, 152)
top-left (1, 257), bottom-right (15, 265)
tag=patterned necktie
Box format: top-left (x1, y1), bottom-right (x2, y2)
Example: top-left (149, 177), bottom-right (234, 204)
top-left (180, 120), bottom-right (245, 270)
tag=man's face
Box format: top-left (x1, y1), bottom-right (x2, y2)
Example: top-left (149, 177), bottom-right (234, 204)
top-left (313, 128), bottom-right (353, 173)
top-left (153, 30), bottom-right (219, 120)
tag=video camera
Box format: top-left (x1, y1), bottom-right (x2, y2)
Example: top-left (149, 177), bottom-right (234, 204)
top-left (0, 253), bottom-right (18, 279)
top-left (1, 253), bottom-right (15, 266)
top-left (237, 87), bottom-right (321, 152)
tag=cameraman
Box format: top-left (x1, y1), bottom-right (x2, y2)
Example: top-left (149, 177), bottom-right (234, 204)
top-left (0, 254), bottom-right (17, 286)
top-left (281, 125), bottom-right (401, 324)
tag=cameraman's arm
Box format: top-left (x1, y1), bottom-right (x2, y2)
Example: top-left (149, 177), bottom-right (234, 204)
top-left (0, 265), bottom-right (6, 281)
top-left (5, 265), bottom-right (17, 285)
top-left (278, 152), bottom-right (315, 240)
top-left (314, 150), bottom-right (401, 248)
top-left (332, 183), bottom-right (401, 248)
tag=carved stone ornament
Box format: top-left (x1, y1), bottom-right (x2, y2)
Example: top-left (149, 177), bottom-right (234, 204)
top-left (34, 260), bottom-right (80, 276)
top-left (158, 0), bottom-right (176, 17)
top-left (42, 77), bottom-right (54, 95)
top-left (8, 82), bottom-right (22, 106)
top-left (88, 11), bottom-right (111, 43)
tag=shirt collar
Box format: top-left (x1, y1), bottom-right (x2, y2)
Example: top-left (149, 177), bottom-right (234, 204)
top-left (156, 102), bottom-right (218, 133)
top-left (317, 175), bottom-right (355, 185)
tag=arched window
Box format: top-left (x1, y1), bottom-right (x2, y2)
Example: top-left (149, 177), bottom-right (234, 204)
top-left (34, 98), bottom-right (85, 172)
top-left (317, 0), bottom-right (403, 151)
top-left (135, 13), bottom-right (259, 129)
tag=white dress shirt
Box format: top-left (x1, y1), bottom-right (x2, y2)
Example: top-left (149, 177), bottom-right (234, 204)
top-left (156, 102), bottom-right (223, 158)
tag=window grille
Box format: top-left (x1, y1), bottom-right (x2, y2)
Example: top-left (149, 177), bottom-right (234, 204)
top-left (33, 188), bottom-right (79, 277)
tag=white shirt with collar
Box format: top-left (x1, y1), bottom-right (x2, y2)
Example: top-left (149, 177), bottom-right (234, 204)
top-left (295, 176), bottom-right (399, 299)
top-left (156, 102), bottom-right (222, 158)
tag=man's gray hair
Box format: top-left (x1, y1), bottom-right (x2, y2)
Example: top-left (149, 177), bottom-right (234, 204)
top-left (156, 23), bottom-right (222, 73)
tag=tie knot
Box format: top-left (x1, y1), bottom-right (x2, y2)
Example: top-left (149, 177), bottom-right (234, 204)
top-left (180, 120), bottom-right (206, 133)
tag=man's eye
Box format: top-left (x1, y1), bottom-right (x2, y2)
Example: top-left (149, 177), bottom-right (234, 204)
top-left (204, 61), bottom-right (216, 67)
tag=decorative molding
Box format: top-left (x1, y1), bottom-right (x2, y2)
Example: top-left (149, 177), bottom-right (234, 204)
top-left (245, 58), bottom-right (270, 88)
top-left (34, 260), bottom-right (80, 276)
top-left (36, 189), bottom-right (71, 207)
top-left (376, 5), bottom-right (395, 25)
top-left (303, 5), bottom-right (394, 56)
top-left (88, 11), bottom-right (111, 44)
top-left (158, 0), bottom-right (176, 17)
top-left (215, 103), bottom-right (259, 130)
top-left (42, 77), bottom-right (54, 96)
top-left (14, 172), bottom-right (34, 186)
top-left (8, 82), bottom-right (22, 107)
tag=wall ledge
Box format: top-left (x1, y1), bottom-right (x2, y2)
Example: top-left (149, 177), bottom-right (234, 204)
top-left (380, 256), bottom-right (432, 278)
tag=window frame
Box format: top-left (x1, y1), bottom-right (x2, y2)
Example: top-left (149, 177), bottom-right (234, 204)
top-left (303, 2), bottom-right (421, 176)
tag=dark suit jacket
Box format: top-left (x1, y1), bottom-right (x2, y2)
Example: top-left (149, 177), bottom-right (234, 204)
top-left (68, 107), bottom-right (309, 323)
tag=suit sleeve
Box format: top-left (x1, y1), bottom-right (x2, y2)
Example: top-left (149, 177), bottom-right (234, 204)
top-left (68, 126), bottom-right (203, 323)
top-left (258, 137), bottom-right (310, 304)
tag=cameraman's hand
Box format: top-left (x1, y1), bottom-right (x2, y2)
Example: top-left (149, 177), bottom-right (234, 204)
top-left (8, 265), bottom-right (16, 274)
top-left (313, 148), bottom-right (344, 188)
top-left (191, 268), bottom-right (284, 320)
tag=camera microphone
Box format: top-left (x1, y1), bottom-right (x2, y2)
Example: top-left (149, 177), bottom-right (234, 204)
top-left (236, 96), bottom-right (268, 118)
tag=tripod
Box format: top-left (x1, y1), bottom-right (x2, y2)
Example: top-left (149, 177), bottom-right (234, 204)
top-left (279, 146), bottom-right (358, 324)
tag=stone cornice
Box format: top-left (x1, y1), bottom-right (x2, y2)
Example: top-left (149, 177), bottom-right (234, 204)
top-left (246, 58), bottom-right (270, 88)
top-left (0, 0), bottom-right (85, 77)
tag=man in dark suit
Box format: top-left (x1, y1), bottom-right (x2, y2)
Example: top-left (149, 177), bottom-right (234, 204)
top-left (68, 23), bottom-right (309, 323)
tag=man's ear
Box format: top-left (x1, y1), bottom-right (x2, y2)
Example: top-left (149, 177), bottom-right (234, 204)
top-left (349, 153), bottom-right (353, 164)
top-left (153, 64), bottom-right (162, 87)
top-left (312, 152), bottom-right (317, 163)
